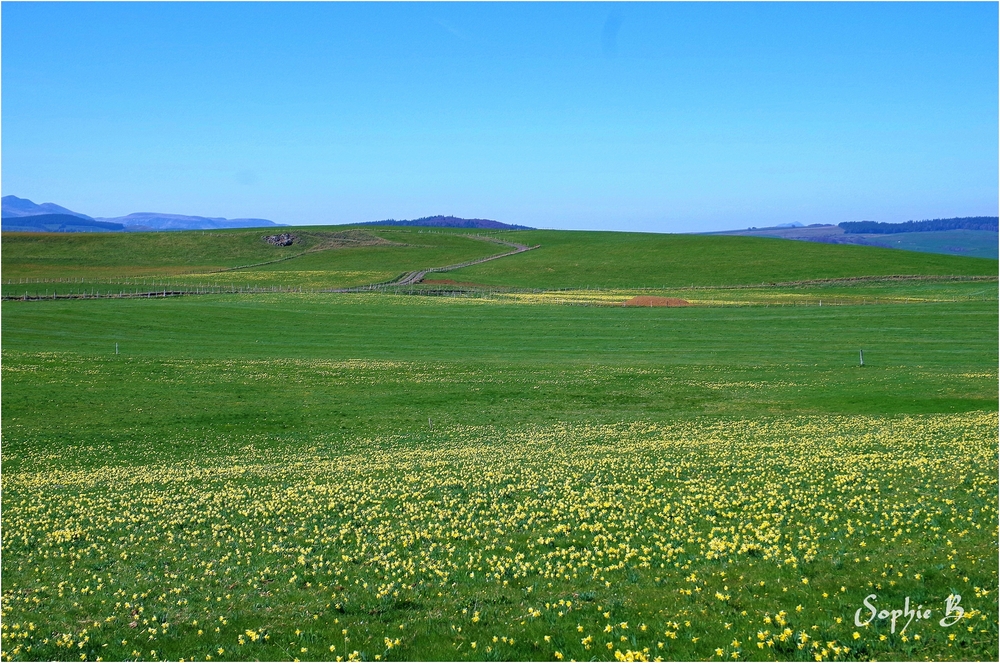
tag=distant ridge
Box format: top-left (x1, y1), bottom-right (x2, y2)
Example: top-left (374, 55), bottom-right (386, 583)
top-left (359, 215), bottom-right (532, 230)
top-left (1, 213), bottom-right (124, 233)
top-left (2, 195), bottom-right (283, 231)
top-left (708, 217), bottom-right (998, 259)
top-left (840, 217), bottom-right (998, 234)
top-left (96, 212), bottom-right (283, 231)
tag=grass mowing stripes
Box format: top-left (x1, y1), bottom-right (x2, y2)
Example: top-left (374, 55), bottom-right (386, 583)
top-left (1, 295), bottom-right (996, 468)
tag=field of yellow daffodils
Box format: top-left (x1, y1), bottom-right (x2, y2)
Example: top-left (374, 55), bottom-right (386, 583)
top-left (2, 413), bottom-right (996, 662)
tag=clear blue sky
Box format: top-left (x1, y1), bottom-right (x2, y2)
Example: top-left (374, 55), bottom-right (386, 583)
top-left (2, 2), bottom-right (997, 232)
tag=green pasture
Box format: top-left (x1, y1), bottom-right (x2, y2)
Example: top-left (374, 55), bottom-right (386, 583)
top-left (0, 228), bottom-right (505, 292)
top-left (0, 292), bottom-right (997, 472)
top-left (446, 231), bottom-right (996, 289)
top-left (864, 230), bottom-right (999, 260)
top-left (4, 229), bottom-right (995, 298)
top-left (1, 228), bottom-right (308, 278)
top-left (1, 229), bottom-right (997, 662)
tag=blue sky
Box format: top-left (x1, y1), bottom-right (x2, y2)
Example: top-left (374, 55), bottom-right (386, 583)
top-left (2, 2), bottom-right (997, 232)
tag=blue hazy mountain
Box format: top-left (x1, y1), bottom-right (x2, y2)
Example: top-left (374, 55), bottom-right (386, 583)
top-left (96, 212), bottom-right (284, 231)
top-left (2, 195), bottom-right (94, 220)
top-left (2, 195), bottom-right (284, 231)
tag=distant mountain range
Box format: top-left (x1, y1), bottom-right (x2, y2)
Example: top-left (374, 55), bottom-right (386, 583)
top-left (1, 195), bottom-right (284, 232)
top-left (99, 212), bottom-right (283, 231)
top-left (359, 215), bottom-right (533, 230)
top-left (2, 197), bottom-right (529, 233)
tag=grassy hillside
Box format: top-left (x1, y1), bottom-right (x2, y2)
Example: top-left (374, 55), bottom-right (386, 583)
top-left (223, 228), bottom-right (512, 289)
top-left (710, 226), bottom-right (999, 259)
top-left (446, 230), bottom-right (997, 288)
top-left (6, 228), bottom-right (995, 296)
top-left (1, 228), bottom-right (307, 277)
top-left (868, 229), bottom-right (999, 259)
top-left (1, 227), bottom-right (507, 292)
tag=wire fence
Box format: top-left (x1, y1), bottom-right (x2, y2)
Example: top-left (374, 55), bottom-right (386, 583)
top-left (4, 274), bottom-right (994, 304)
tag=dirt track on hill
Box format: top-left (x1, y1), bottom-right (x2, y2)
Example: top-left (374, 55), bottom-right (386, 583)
top-left (332, 235), bottom-right (538, 292)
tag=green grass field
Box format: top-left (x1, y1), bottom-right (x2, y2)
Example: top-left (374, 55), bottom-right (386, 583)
top-left (1, 229), bottom-right (997, 662)
top-left (444, 231), bottom-right (996, 289)
top-left (4, 228), bottom-right (994, 298)
top-left (0, 228), bottom-right (508, 293)
top-left (865, 230), bottom-right (999, 260)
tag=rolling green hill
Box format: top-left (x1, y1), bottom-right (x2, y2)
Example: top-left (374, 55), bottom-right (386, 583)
top-left (5, 227), bottom-right (995, 297)
top-left (867, 229), bottom-right (999, 259)
top-left (2, 228), bottom-right (309, 279)
top-left (446, 230), bottom-right (998, 288)
top-left (0, 227), bottom-right (509, 291)
top-left (710, 224), bottom-right (999, 259)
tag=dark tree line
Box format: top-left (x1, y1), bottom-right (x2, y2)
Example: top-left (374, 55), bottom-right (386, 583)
top-left (839, 217), bottom-right (998, 234)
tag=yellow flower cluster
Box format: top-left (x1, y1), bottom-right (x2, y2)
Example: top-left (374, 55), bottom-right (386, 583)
top-left (1, 413), bottom-right (995, 661)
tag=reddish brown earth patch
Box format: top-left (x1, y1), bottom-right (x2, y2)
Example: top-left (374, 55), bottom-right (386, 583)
top-left (421, 279), bottom-right (490, 286)
top-left (622, 296), bottom-right (691, 307)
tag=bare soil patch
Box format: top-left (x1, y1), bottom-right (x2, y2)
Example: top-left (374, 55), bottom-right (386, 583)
top-left (623, 296), bottom-right (691, 307)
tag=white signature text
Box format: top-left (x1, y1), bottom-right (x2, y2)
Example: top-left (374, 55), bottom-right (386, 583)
top-left (854, 594), bottom-right (965, 633)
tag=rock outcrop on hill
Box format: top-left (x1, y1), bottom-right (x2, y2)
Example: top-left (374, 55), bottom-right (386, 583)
top-left (263, 233), bottom-right (297, 246)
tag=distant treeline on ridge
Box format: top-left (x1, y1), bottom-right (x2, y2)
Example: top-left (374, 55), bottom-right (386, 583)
top-left (839, 217), bottom-right (998, 234)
